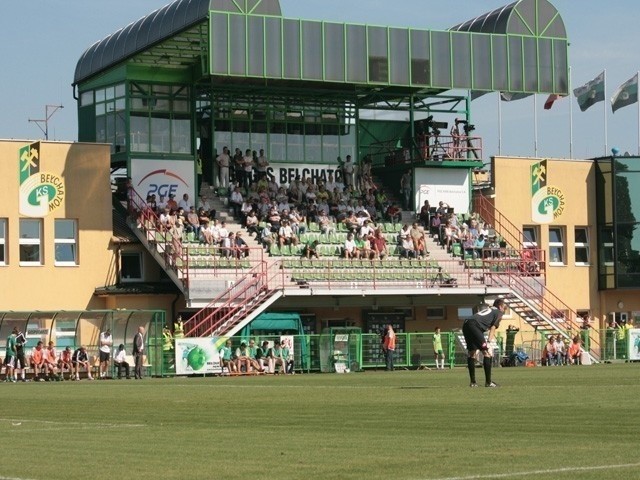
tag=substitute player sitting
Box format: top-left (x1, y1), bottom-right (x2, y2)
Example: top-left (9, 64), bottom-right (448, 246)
top-left (58, 347), bottom-right (73, 380)
top-left (462, 298), bottom-right (506, 387)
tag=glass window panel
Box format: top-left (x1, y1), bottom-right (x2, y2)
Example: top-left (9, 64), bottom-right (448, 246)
top-left (346, 25), bottom-right (366, 83)
top-left (509, 36), bottom-right (523, 90)
top-left (248, 16), bottom-right (264, 77)
top-left (153, 85), bottom-right (171, 95)
top-left (20, 219), bottom-right (40, 239)
top-left (305, 131), bottom-right (322, 162)
top-left (172, 117), bottom-right (192, 154)
top-left (269, 132), bottom-right (286, 162)
top-left (615, 170), bottom-right (640, 223)
top-left (115, 98), bottom-right (125, 112)
top-left (368, 26), bottom-right (388, 83)
top-left (250, 132), bottom-right (267, 151)
top-left (106, 113), bottom-right (116, 146)
top-left (287, 132), bottom-right (303, 161)
top-left (472, 35), bottom-right (491, 89)
top-left (553, 40), bottom-right (568, 94)
top-left (150, 116), bottom-right (171, 153)
top-left (105, 86), bottom-right (115, 101)
top-left (492, 36), bottom-right (508, 90)
top-left (322, 129), bottom-right (339, 164)
top-left (95, 89), bottom-right (106, 103)
top-left (80, 91), bottom-right (93, 106)
top-left (95, 115), bottom-right (106, 143)
top-left (283, 19), bottom-right (301, 79)
top-left (544, 18), bottom-right (567, 39)
top-left (55, 220), bottom-right (75, 239)
top-left (508, 15), bottom-right (530, 36)
top-left (55, 244), bottom-right (76, 263)
top-left (575, 228), bottom-right (588, 244)
top-left (324, 23), bottom-right (345, 82)
top-left (538, 38), bottom-right (553, 92)
top-left (549, 228), bottom-right (562, 243)
top-left (452, 32), bottom-right (471, 88)
top-left (410, 30), bottom-right (430, 85)
top-left (212, 13), bottom-right (229, 74)
top-left (130, 115), bottom-right (149, 152)
top-left (301, 21), bottom-right (322, 80)
top-left (431, 31), bottom-right (451, 88)
top-left (121, 252), bottom-right (142, 281)
top-left (523, 37), bottom-right (538, 91)
top-left (229, 15), bottom-right (246, 75)
top-left (389, 28), bottom-right (409, 85)
top-left (115, 84), bottom-right (125, 98)
top-left (95, 103), bottom-right (106, 116)
top-left (265, 17), bottom-right (282, 77)
top-left (0, 218), bottom-right (5, 236)
top-left (20, 245), bottom-right (40, 263)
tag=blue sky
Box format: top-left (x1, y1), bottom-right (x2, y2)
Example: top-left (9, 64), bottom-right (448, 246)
top-left (1, 0), bottom-right (638, 160)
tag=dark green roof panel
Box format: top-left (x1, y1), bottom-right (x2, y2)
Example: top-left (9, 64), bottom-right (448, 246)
top-left (450, 0), bottom-right (566, 39)
top-left (74, 0), bottom-right (282, 85)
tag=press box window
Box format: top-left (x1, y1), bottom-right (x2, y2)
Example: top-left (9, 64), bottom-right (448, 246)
top-left (574, 227), bottom-right (590, 265)
top-left (19, 219), bottom-right (42, 265)
top-left (121, 252), bottom-right (143, 281)
top-left (54, 219), bottom-right (78, 266)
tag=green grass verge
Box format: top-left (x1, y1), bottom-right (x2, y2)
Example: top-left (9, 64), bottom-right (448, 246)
top-left (1, 364), bottom-right (639, 480)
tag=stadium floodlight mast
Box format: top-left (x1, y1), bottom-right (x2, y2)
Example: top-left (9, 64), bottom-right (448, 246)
top-left (29, 104), bottom-right (64, 140)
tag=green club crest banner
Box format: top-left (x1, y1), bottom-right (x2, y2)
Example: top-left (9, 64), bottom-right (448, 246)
top-left (19, 142), bottom-right (65, 217)
top-left (531, 160), bottom-right (565, 224)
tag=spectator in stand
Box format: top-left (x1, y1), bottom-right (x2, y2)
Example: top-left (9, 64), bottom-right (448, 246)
top-left (147, 194), bottom-right (158, 213)
top-left (343, 211), bottom-right (359, 233)
top-left (278, 220), bottom-right (299, 249)
top-left (430, 212), bottom-right (442, 238)
top-left (30, 341), bottom-right (46, 381)
top-left (245, 210), bottom-right (259, 237)
top-left (43, 341), bottom-right (59, 380)
top-left (568, 337), bottom-right (584, 365)
top-left (400, 227), bottom-right (417, 259)
top-left (113, 344), bottom-right (130, 379)
top-left (240, 198), bottom-right (253, 225)
top-left (158, 207), bottom-right (172, 232)
top-left (386, 204), bottom-right (402, 224)
top-left (343, 155), bottom-right (355, 189)
top-left (229, 186), bottom-right (243, 218)
top-left (443, 220), bottom-right (459, 252)
top-left (325, 173), bottom-right (337, 194)
top-left (220, 231), bottom-right (234, 258)
top-left (72, 345), bottom-right (93, 381)
top-left (267, 207), bottom-right (282, 232)
top-left (267, 177), bottom-right (279, 199)
top-left (233, 232), bottom-right (249, 259)
top-left (419, 200), bottom-right (431, 227)
top-left (365, 199), bottom-right (378, 221)
top-left (235, 342), bottom-right (254, 374)
top-left (289, 207), bottom-right (306, 236)
top-left (178, 193), bottom-right (192, 211)
top-left (58, 346), bottom-right (73, 380)
top-left (200, 218), bottom-right (219, 245)
top-left (260, 225), bottom-right (276, 251)
top-left (157, 194), bottom-right (168, 212)
top-left (358, 234), bottom-right (374, 261)
top-left (218, 221), bottom-right (229, 245)
top-left (233, 148), bottom-right (244, 186)
top-left (318, 211), bottom-right (335, 236)
top-left (186, 206), bottom-right (201, 238)
top-left (166, 194), bottom-right (178, 211)
top-left (256, 149), bottom-right (269, 181)
top-left (436, 201), bottom-right (449, 216)
top-left (197, 195), bottom-right (215, 220)
top-left (359, 219), bottom-right (374, 240)
top-left (410, 222), bottom-right (428, 258)
top-left (344, 232), bottom-right (358, 260)
top-left (375, 190), bottom-right (389, 212)
top-left (304, 239), bottom-right (320, 259)
top-left (289, 176), bottom-right (303, 203)
top-left (242, 149), bottom-right (254, 189)
top-left (216, 146), bottom-right (231, 189)
top-left (473, 234), bottom-right (486, 258)
top-left (400, 171), bottom-right (412, 210)
top-left (370, 229), bottom-right (388, 261)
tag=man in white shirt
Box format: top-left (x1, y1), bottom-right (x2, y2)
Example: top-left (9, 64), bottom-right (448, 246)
top-left (216, 147), bottom-right (231, 189)
top-left (230, 187), bottom-right (244, 218)
top-left (113, 344), bottom-right (130, 379)
top-left (99, 329), bottom-right (113, 379)
top-left (218, 221), bottom-right (229, 245)
top-left (256, 149), bottom-right (269, 181)
top-left (178, 193), bottom-right (192, 211)
top-left (325, 173), bottom-right (337, 194)
top-left (278, 220), bottom-right (298, 248)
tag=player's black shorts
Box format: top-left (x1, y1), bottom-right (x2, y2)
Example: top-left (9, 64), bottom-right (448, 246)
top-left (462, 319), bottom-right (487, 352)
top-left (99, 351), bottom-right (110, 362)
top-left (15, 352), bottom-right (26, 369)
top-left (3, 355), bottom-right (15, 368)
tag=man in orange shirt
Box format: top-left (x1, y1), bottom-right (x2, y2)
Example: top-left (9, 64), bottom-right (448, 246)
top-left (382, 325), bottom-right (396, 371)
top-left (30, 341), bottom-right (46, 382)
top-left (58, 347), bottom-right (73, 380)
top-left (43, 341), bottom-right (59, 380)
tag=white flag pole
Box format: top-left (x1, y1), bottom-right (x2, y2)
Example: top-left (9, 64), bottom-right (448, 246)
top-left (498, 93), bottom-right (502, 155)
top-left (534, 95), bottom-right (538, 157)
top-left (569, 66), bottom-right (574, 159)
top-left (604, 69), bottom-right (608, 156)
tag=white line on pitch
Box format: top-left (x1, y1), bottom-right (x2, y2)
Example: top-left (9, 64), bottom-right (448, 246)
top-left (0, 418), bottom-right (145, 428)
top-left (420, 462), bottom-right (640, 480)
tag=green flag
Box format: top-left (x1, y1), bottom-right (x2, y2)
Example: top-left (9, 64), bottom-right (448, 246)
top-left (611, 74), bottom-right (638, 113)
top-left (573, 71), bottom-right (605, 112)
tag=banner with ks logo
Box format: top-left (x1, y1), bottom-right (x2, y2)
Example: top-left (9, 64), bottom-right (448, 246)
top-left (19, 142), bottom-right (65, 217)
top-left (530, 159), bottom-right (565, 224)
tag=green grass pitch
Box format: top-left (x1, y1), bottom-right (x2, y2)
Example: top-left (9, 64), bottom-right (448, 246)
top-left (1, 364), bottom-right (639, 480)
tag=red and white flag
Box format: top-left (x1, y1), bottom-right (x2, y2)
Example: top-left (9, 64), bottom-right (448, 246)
top-left (544, 94), bottom-right (564, 110)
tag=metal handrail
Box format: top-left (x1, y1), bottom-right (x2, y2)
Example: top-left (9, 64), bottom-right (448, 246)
top-left (474, 192), bottom-right (525, 249)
